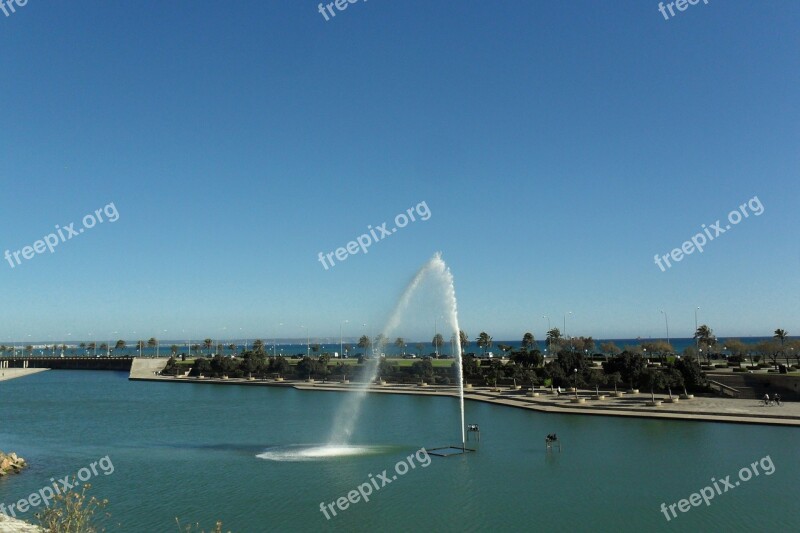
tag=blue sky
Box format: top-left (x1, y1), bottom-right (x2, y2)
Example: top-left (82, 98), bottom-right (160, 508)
top-left (1, 0), bottom-right (798, 344)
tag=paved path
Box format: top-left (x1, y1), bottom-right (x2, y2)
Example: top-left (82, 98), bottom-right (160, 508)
top-left (131, 372), bottom-right (800, 426)
top-left (0, 369), bottom-right (48, 382)
top-left (0, 514), bottom-right (40, 533)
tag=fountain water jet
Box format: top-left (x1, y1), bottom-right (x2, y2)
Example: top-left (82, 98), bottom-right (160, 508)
top-left (328, 252), bottom-right (466, 450)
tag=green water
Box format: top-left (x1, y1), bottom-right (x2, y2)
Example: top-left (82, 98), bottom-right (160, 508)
top-left (0, 371), bottom-right (798, 532)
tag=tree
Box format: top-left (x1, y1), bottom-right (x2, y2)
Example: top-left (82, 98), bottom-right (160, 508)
top-left (269, 356), bottom-right (290, 377)
top-left (432, 334), bottom-right (445, 356)
top-left (297, 357), bottom-right (324, 380)
top-left (190, 357), bottom-right (211, 377)
top-left (253, 339), bottom-right (265, 354)
top-left (663, 367), bottom-right (684, 399)
top-left (170, 345), bottom-right (179, 356)
top-left (694, 325), bottom-right (716, 361)
top-left (147, 338), bottom-right (157, 350)
top-left (600, 342), bottom-right (621, 358)
top-left (459, 330), bottom-right (469, 354)
top-left (608, 372), bottom-right (622, 394)
top-left (394, 337), bottom-right (405, 355)
top-left (114, 340), bottom-right (126, 352)
top-left (774, 328), bottom-right (789, 365)
top-left (642, 368), bottom-right (667, 402)
top-left (497, 344), bottom-right (513, 358)
top-left (587, 370), bottom-right (607, 396)
top-left (476, 332), bottom-right (493, 356)
top-left (203, 339), bottom-right (213, 355)
top-left (674, 357), bottom-right (707, 392)
top-left (357, 335), bottom-right (371, 356)
top-left (521, 332), bottom-right (535, 352)
top-left (546, 328), bottom-right (561, 352)
top-left (723, 338), bottom-right (748, 363)
top-left (410, 360), bottom-right (434, 381)
top-left (603, 352), bottom-right (646, 390)
top-left (310, 343), bottom-right (321, 354)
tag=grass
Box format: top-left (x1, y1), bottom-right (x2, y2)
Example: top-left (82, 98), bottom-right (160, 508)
top-left (174, 356), bottom-right (456, 368)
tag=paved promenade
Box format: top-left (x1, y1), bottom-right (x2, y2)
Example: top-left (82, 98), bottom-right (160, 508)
top-left (0, 369), bottom-right (48, 382)
top-left (131, 369), bottom-right (800, 426)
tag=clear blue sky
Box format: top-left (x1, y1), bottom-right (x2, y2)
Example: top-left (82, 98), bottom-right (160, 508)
top-left (1, 0), bottom-right (798, 344)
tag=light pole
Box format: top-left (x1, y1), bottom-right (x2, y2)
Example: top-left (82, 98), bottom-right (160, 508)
top-left (574, 368), bottom-right (578, 399)
top-left (300, 325), bottom-right (309, 358)
top-left (340, 320), bottom-right (349, 359)
top-left (659, 310), bottom-right (670, 348)
top-left (434, 316), bottom-right (439, 358)
top-left (564, 311), bottom-right (573, 353)
top-left (694, 306), bottom-right (700, 348)
top-left (543, 315), bottom-right (550, 353)
top-left (273, 322), bottom-right (283, 357)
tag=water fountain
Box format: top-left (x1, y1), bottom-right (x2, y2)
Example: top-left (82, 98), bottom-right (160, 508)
top-left (327, 253), bottom-right (466, 451)
top-left (259, 253), bottom-right (470, 462)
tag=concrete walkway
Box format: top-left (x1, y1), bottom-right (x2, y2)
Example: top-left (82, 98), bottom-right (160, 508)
top-left (0, 369), bottom-right (48, 382)
top-left (0, 514), bottom-right (40, 532)
top-left (130, 371), bottom-right (800, 426)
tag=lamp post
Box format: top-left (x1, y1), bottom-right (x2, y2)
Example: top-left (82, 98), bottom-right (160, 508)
top-left (574, 368), bottom-right (578, 399)
top-left (543, 315), bottom-right (550, 352)
top-left (273, 322), bottom-right (283, 357)
top-left (564, 311), bottom-right (573, 353)
top-left (694, 306), bottom-right (700, 347)
top-left (340, 320), bottom-right (349, 359)
top-left (300, 325), bottom-right (309, 358)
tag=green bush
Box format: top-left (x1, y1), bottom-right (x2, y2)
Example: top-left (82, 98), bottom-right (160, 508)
top-left (732, 368), bottom-right (746, 373)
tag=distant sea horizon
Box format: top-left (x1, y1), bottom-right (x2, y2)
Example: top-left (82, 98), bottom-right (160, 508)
top-left (6, 336), bottom-right (784, 357)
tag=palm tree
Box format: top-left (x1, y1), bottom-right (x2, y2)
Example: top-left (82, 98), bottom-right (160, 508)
top-left (546, 328), bottom-right (562, 353)
top-left (394, 337), bottom-right (405, 356)
top-left (459, 330), bottom-right (469, 354)
top-left (115, 340), bottom-right (126, 353)
top-left (694, 325), bottom-right (715, 362)
top-left (253, 339), bottom-right (264, 354)
top-left (774, 329), bottom-right (788, 365)
top-left (203, 339), bottom-right (213, 355)
top-left (25, 345), bottom-right (33, 356)
top-left (522, 332), bottom-right (535, 352)
top-left (432, 334), bottom-right (445, 357)
top-left (357, 335), bottom-right (371, 357)
top-left (476, 332), bottom-right (493, 356)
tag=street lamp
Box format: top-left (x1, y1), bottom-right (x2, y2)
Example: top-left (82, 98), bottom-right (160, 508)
top-left (273, 322), bottom-right (283, 357)
top-left (564, 311), bottom-right (573, 353)
top-left (694, 306), bottom-right (701, 347)
top-left (543, 315), bottom-right (550, 352)
top-left (300, 325), bottom-right (309, 358)
top-left (340, 320), bottom-right (349, 359)
top-left (573, 368), bottom-right (578, 399)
